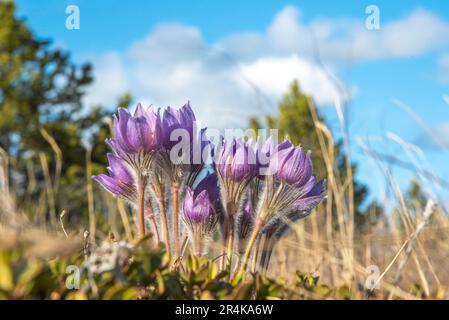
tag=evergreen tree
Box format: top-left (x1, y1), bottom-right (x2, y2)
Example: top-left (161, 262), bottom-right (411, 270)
top-left (0, 2), bottom-right (111, 221)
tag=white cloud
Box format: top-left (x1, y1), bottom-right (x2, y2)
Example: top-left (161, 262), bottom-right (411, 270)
top-left (83, 52), bottom-right (128, 108)
top-left (84, 6), bottom-right (449, 129)
top-left (219, 6), bottom-right (449, 63)
top-left (237, 56), bottom-right (343, 105)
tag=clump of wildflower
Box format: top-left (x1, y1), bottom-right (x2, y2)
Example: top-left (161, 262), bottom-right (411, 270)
top-left (92, 102), bottom-right (326, 275)
top-left (239, 139), bottom-right (326, 273)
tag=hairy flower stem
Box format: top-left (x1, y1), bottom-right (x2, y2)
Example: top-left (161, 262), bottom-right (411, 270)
top-left (137, 176), bottom-right (146, 239)
top-left (251, 235), bottom-right (263, 273)
top-left (156, 193), bottom-right (171, 258)
top-left (172, 182), bottom-right (180, 258)
top-left (239, 218), bottom-right (264, 275)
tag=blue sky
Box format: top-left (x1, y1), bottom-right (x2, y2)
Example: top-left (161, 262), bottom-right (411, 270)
top-left (15, 0), bottom-right (449, 208)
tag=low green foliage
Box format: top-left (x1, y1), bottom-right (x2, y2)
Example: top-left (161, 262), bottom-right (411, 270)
top-left (1, 236), bottom-right (447, 300)
top-left (0, 237), bottom-right (357, 300)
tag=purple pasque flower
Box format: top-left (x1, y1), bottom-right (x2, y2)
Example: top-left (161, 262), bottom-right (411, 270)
top-left (182, 174), bottom-right (219, 256)
top-left (183, 174), bottom-right (219, 224)
top-left (107, 104), bottom-right (162, 175)
top-left (215, 138), bottom-right (258, 183)
top-left (183, 187), bottom-right (214, 224)
top-left (92, 153), bottom-right (135, 202)
top-left (162, 102), bottom-right (196, 150)
top-left (159, 103), bottom-right (210, 184)
top-left (254, 140), bottom-right (324, 226)
top-left (269, 145), bottom-right (312, 187)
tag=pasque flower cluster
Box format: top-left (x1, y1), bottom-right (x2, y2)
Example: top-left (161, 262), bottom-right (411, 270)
top-left (93, 103), bottom-right (326, 273)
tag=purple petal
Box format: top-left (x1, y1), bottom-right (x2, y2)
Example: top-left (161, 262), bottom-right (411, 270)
top-left (301, 175), bottom-right (317, 195)
top-left (183, 189), bottom-right (213, 224)
top-left (277, 139), bottom-right (293, 151)
top-left (275, 147), bottom-right (312, 186)
top-left (180, 102), bottom-right (196, 123)
top-left (257, 136), bottom-right (276, 168)
top-left (106, 138), bottom-right (127, 158)
top-left (183, 187), bottom-right (196, 217)
top-left (107, 153), bottom-right (133, 184)
top-left (294, 179), bottom-right (326, 212)
top-left (126, 116), bottom-right (150, 152)
top-left (196, 173), bottom-right (219, 202)
top-left (117, 108), bottom-right (131, 142)
top-left (133, 103), bottom-right (145, 117)
top-left (231, 141), bottom-right (257, 181)
top-left (162, 107), bottom-right (183, 148)
top-left (147, 108), bottom-right (162, 147)
top-left (92, 174), bottom-right (123, 197)
top-left (269, 146), bottom-right (294, 179)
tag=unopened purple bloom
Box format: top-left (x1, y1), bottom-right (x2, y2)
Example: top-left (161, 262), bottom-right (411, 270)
top-left (269, 145), bottom-right (312, 186)
top-left (110, 105), bottom-right (162, 155)
top-left (162, 102), bottom-right (196, 150)
top-left (106, 105), bottom-right (162, 177)
top-left (255, 141), bottom-right (325, 233)
top-left (183, 173), bottom-right (221, 226)
top-left (159, 103), bottom-right (210, 182)
top-left (216, 139), bottom-right (258, 182)
top-left (92, 154), bottom-right (135, 201)
top-left (182, 181), bottom-right (219, 256)
top-left (183, 187), bottom-right (215, 224)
